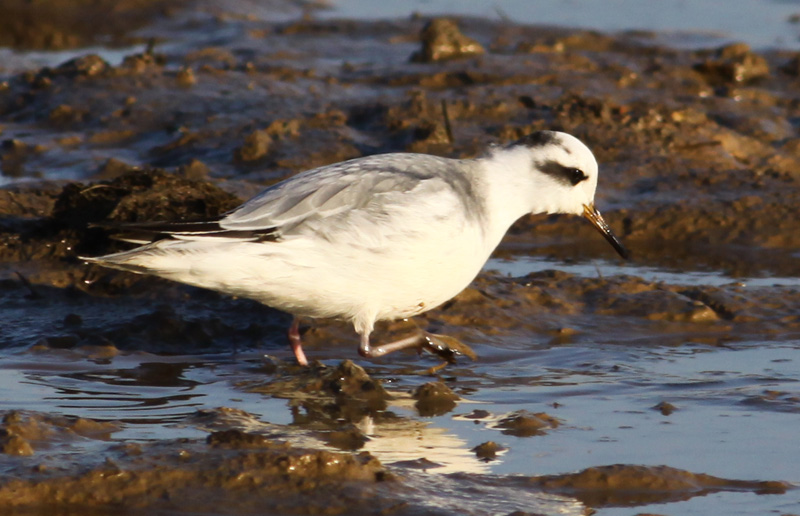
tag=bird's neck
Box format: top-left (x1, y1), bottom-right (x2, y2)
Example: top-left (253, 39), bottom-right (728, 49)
top-left (474, 149), bottom-right (546, 241)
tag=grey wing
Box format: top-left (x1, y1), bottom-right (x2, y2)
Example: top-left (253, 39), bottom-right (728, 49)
top-left (92, 154), bottom-right (478, 246)
top-left (220, 154), bottom-right (457, 234)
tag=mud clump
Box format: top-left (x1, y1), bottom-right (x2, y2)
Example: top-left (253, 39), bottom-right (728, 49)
top-left (694, 42), bottom-right (770, 84)
top-left (248, 360), bottom-right (390, 431)
top-left (600, 289), bottom-right (719, 322)
top-left (207, 429), bottom-right (282, 449)
top-left (0, 0), bottom-right (184, 50)
top-left (0, 437), bottom-right (390, 514)
top-left (472, 441), bottom-right (504, 461)
top-left (412, 381), bottom-right (460, 416)
top-left (653, 401), bottom-right (677, 416)
top-left (411, 18), bottom-right (486, 62)
top-left (175, 66), bottom-right (197, 88)
top-left (0, 168), bottom-right (241, 267)
top-left (54, 54), bottom-right (111, 78)
top-left (234, 129), bottom-right (272, 163)
top-left (319, 425), bottom-right (370, 451)
top-left (317, 360), bottom-right (390, 403)
top-left (51, 167), bottom-right (239, 225)
top-left (0, 411), bottom-right (121, 456)
top-left (494, 410), bottom-right (561, 437)
top-left (1, 140), bottom-right (46, 178)
top-left (119, 50), bottom-right (167, 74)
top-left (528, 464), bottom-right (788, 507)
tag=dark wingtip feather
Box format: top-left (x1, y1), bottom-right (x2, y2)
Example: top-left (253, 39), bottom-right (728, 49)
top-left (91, 218), bottom-right (223, 233)
top-left (91, 217), bottom-right (278, 243)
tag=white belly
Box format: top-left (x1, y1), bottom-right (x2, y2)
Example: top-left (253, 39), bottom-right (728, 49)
top-left (152, 222), bottom-right (491, 335)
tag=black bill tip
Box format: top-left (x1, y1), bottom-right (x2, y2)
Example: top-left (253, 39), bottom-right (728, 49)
top-left (582, 204), bottom-right (629, 260)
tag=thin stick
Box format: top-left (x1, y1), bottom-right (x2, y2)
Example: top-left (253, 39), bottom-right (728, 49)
top-left (440, 99), bottom-right (454, 144)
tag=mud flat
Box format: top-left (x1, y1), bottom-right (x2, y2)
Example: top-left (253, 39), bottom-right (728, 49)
top-left (1, 1), bottom-right (799, 515)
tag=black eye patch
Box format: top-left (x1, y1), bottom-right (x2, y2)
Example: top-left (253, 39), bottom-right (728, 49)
top-left (536, 160), bottom-right (588, 186)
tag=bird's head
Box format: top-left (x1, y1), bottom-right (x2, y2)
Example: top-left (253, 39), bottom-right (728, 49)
top-left (495, 131), bottom-right (628, 259)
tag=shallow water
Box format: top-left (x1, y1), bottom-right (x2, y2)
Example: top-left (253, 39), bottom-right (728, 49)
top-left (328, 0), bottom-right (800, 50)
top-left (1, 259), bottom-right (798, 515)
top-left (488, 255), bottom-right (800, 288)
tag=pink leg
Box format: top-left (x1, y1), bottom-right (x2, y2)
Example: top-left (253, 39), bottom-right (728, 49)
top-left (288, 317), bottom-right (309, 366)
top-left (358, 330), bottom-right (477, 363)
top-left (358, 331), bottom-right (423, 358)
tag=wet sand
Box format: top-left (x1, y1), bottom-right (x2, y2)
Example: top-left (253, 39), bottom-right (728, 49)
top-left (1, 1), bottom-right (799, 515)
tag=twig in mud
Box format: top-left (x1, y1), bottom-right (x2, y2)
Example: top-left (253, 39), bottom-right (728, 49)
top-left (440, 99), bottom-right (454, 144)
top-left (15, 271), bottom-right (42, 300)
top-left (493, 5), bottom-right (512, 24)
top-left (79, 184), bottom-right (128, 195)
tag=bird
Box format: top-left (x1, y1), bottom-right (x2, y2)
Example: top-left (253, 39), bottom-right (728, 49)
top-left (84, 131), bottom-right (628, 366)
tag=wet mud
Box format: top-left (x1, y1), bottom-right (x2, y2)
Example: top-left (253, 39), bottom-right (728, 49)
top-left (0, 0), bottom-right (184, 50)
top-left (1, 1), bottom-right (800, 515)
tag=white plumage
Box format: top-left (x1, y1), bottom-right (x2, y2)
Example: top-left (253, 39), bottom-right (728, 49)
top-left (85, 131), bottom-right (627, 365)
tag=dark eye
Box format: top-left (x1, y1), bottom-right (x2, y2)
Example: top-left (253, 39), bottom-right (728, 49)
top-left (536, 160), bottom-right (590, 187)
top-left (568, 168), bottom-right (587, 186)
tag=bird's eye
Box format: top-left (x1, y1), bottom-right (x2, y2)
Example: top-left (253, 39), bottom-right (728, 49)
top-left (536, 160), bottom-right (590, 187)
top-left (569, 168), bottom-right (587, 186)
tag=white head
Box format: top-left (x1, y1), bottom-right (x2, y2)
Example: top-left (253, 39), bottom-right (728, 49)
top-left (486, 130), bottom-right (628, 258)
top-left (500, 131), bottom-right (599, 215)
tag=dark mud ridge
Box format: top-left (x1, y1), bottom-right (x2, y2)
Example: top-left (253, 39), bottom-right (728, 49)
top-left (1, 0), bottom-right (799, 514)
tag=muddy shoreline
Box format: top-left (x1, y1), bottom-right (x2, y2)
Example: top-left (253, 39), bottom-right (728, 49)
top-left (1, 1), bottom-right (799, 515)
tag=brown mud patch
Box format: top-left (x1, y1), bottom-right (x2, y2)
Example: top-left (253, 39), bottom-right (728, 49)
top-left (525, 464), bottom-right (789, 507)
top-left (0, 0), bottom-right (186, 50)
top-left (0, 410), bottom-right (120, 456)
top-left (0, 426), bottom-right (390, 515)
